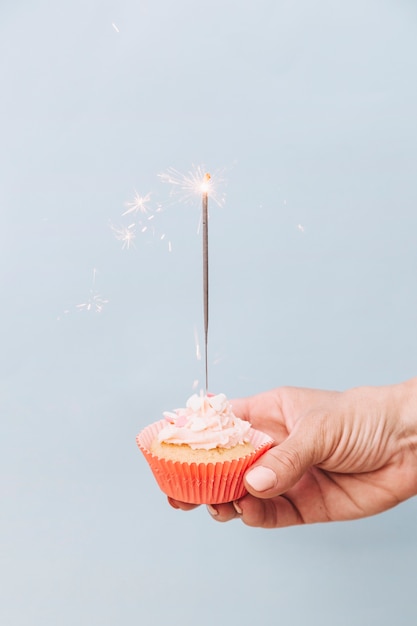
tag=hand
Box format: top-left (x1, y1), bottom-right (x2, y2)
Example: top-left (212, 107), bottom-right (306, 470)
top-left (169, 379), bottom-right (417, 528)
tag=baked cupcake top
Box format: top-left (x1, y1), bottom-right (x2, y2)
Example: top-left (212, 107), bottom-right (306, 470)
top-left (158, 393), bottom-right (251, 450)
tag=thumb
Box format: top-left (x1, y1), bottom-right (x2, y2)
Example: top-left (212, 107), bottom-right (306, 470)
top-left (244, 416), bottom-right (326, 497)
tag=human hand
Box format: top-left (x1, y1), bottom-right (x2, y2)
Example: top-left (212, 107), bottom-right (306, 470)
top-left (168, 379), bottom-right (417, 528)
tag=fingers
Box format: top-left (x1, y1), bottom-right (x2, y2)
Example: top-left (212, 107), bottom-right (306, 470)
top-left (206, 494), bottom-right (305, 528)
top-left (206, 502), bottom-right (239, 522)
top-left (169, 494), bottom-right (305, 528)
top-left (244, 415), bottom-right (325, 498)
top-left (230, 391), bottom-right (283, 427)
top-left (167, 497), bottom-right (199, 511)
top-left (167, 498), bottom-right (241, 522)
top-left (228, 397), bottom-right (252, 421)
top-left (232, 493), bottom-right (305, 528)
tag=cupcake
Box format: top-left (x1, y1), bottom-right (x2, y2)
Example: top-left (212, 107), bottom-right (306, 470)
top-left (136, 392), bottom-right (273, 504)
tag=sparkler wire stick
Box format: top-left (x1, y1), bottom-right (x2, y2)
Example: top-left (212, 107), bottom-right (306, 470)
top-left (202, 174), bottom-right (210, 393)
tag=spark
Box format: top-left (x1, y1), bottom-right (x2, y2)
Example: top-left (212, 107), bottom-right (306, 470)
top-left (112, 22), bottom-right (120, 33)
top-left (297, 224), bottom-right (305, 233)
top-left (76, 268), bottom-right (108, 313)
top-left (76, 293), bottom-right (109, 313)
top-left (158, 164), bottom-right (226, 208)
top-left (111, 191), bottom-right (172, 250)
top-left (111, 223), bottom-right (136, 249)
top-left (194, 326), bottom-right (202, 361)
top-left (122, 191), bottom-right (152, 216)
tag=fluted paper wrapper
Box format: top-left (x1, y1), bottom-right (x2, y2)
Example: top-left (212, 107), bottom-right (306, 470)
top-left (136, 419), bottom-right (273, 504)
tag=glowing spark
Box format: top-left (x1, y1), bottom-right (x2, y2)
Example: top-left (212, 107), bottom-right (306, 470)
top-left (159, 233), bottom-right (172, 251)
top-left (122, 191), bottom-right (152, 216)
top-left (76, 293), bottom-right (108, 313)
top-left (201, 172), bottom-right (211, 194)
top-left (76, 269), bottom-right (108, 313)
top-left (111, 223), bottom-right (136, 249)
top-left (112, 22), bottom-right (120, 33)
top-left (158, 164), bottom-right (225, 208)
top-left (194, 326), bottom-right (202, 361)
top-left (111, 191), bottom-right (171, 248)
top-left (192, 379), bottom-right (199, 390)
top-left (297, 224), bottom-right (305, 233)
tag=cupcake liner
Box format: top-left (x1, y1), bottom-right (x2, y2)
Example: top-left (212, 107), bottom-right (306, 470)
top-left (136, 419), bottom-right (274, 504)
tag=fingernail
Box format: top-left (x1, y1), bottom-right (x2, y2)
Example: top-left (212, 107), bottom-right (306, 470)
top-left (246, 466), bottom-right (276, 492)
top-left (207, 504), bottom-right (218, 517)
top-left (233, 501), bottom-right (243, 515)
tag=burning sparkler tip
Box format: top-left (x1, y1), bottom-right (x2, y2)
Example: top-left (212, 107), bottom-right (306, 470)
top-left (159, 164), bottom-right (225, 208)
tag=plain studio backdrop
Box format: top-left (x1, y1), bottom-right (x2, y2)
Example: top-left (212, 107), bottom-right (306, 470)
top-left (1, 1), bottom-right (417, 625)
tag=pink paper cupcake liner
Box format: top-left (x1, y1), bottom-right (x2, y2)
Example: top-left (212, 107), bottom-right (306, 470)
top-left (136, 419), bottom-right (274, 504)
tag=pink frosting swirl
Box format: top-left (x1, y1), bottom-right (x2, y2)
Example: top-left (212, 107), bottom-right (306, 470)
top-left (158, 393), bottom-right (251, 450)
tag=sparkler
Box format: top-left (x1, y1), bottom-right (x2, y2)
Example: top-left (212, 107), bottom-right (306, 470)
top-left (201, 173), bottom-right (210, 393)
top-left (159, 165), bottom-right (225, 392)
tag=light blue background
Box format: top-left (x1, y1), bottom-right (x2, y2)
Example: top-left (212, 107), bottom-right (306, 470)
top-left (1, 1), bottom-right (417, 624)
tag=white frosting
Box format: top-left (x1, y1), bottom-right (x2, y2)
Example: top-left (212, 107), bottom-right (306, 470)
top-left (158, 393), bottom-right (251, 450)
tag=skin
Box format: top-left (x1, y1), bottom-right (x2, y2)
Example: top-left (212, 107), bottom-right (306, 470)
top-left (168, 378), bottom-right (417, 528)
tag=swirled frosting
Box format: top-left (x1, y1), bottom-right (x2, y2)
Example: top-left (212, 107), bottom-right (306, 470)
top-left (158, 393), bottom-right (251, 450)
